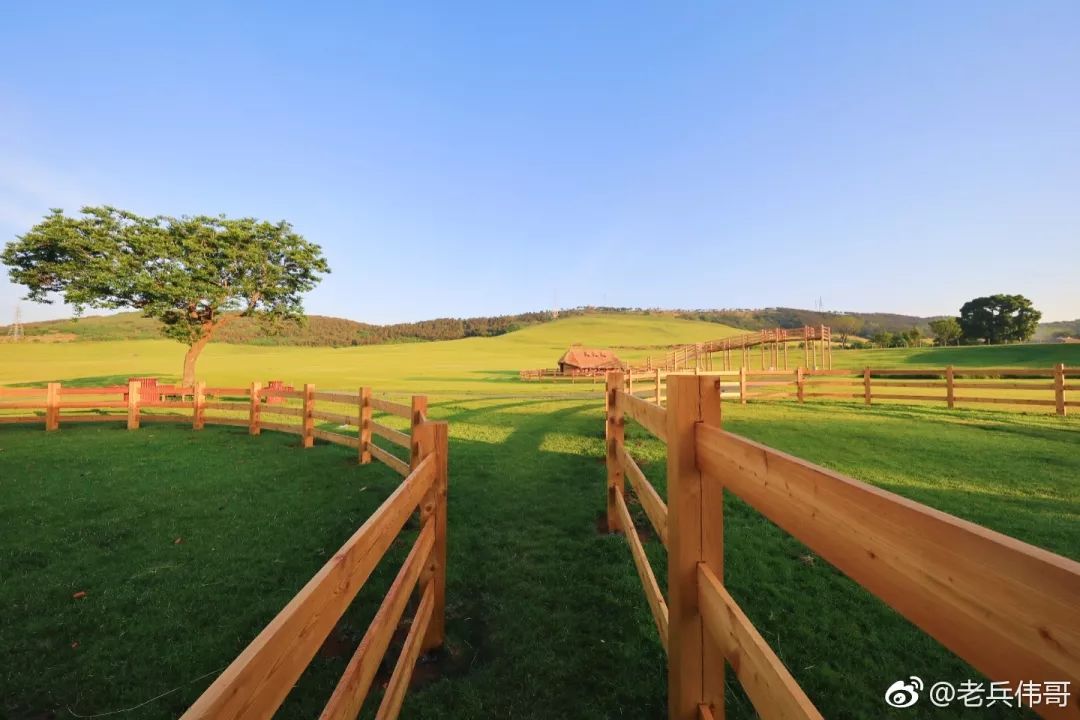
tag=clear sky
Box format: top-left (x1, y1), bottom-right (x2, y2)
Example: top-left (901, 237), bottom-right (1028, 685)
top-left (1, 1), bottom-right (1078, 324)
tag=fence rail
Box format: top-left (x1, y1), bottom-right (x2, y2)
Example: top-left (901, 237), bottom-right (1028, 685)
top-left (0, 380), bottom-right (428, 474)
top-left (181, 419), bottom-right (449, 720)
top-left (622, 364), bottom-right (1075, 416)
top-left (0, 377), bottom-right (449, 720)
top-left (605, 370), bottom-right (1080, 720)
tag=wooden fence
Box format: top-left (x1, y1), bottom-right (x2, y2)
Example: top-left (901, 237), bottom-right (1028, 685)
top-left (605, 370), bottom-right (1080, 720)
top-left (619, 365), bottom-right (1077, 416)
top-left (0, 380), bottom-right (433, 475)
top-left (0, 379), bottom-right (449, 719)
top-left (519, 326), bottom-right (834, 381)
top-left (182, 417), bottom-right (449, 720)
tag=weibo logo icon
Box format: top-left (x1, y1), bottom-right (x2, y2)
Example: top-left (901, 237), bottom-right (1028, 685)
top-left (885, 676), bottom-right (924, 708)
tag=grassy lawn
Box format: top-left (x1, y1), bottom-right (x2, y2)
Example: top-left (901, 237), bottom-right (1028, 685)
top-left (2, 317), bottom-right (1078, 718)
top-left (1, 395), bottom-right (1076, 719)
top-left (0, 314), bottom-right (744, 395)
top-left (829, 342), bottom-right (1080, 369)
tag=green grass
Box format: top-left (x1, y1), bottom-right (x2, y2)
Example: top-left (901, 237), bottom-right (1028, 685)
top-left (0, 313), bottom-right (745, 394)
top-left (1, 315), bottom-right (1078, 719)
top-left (3, 313), bottom-right (1076, 398)
top-left (830, 342), bottom-right (1080, 369)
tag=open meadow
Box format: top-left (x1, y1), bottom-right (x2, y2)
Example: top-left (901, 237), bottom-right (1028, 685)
top-left (1, 314), bottom-right (1078, 719)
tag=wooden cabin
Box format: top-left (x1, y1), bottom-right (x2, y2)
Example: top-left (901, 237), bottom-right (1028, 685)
top-left (557, 347), bottom-right (622, 375)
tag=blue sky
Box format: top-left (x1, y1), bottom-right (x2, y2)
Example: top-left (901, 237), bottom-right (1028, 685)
top-left (1, 1), bottom-right (1078, 324)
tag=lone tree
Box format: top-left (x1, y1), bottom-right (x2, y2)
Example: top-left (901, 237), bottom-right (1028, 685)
top-left (3, 206), bottom-right (330, 384)
top-left (958, 294), bottom-right (1041, 345)
top-left (928, 317), bottom-right (962, 346)
top-left (831, 314), bottom-right (863, 348)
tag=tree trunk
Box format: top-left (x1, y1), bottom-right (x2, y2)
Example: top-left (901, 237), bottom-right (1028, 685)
top-left (182, 333), bottom-right (214, 387)
top-left (181, 316), bottom-right (235, 386)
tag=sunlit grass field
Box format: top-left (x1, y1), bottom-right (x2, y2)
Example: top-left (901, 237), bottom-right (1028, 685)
top-left (1, 315), bottom-right (1077, 719)
top-left (0, 313), bottom-right (746, 394)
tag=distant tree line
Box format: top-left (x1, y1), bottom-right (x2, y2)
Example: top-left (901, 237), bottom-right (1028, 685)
top-left (3, 298), bottom-right (1052, 350)
top-left (863, 294), bottom-right (1042, 348)
top-left (212, 310), bottom-right (585, 346)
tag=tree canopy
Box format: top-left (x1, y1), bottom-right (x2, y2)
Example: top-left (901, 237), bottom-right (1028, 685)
top-left (928, 317), bottom-right (962, 346)
top-left (3, 206), bottom-right (329, 382)
top-left (958, 294), bottom-right (1041, 344)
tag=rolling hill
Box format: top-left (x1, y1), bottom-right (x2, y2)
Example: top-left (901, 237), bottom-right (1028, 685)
top-left (2, 306), bottom-right (1074, 348)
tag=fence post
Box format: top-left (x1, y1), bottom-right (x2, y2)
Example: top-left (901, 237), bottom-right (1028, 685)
top-left (863, 367), bottom-right (872, 406)
top-left (627, 368), bottom-right (634, 395)
top-left (302, 383), bottom-right (315, 448)
top-left (946, 366), bottom-right (955, 410)
top-left (249, 381), bottom-right (261, 435)
top-left (796, 367), bottom-right (805, 403)
top-left (1055, 364), bottom-right (1067, 417)
top-left (739, 366), bottom-right (747, 405)
top-left (416, 419), bottom-right (449, 651)
top-left (45, 382), bottom-right (60, 431)
top-left (655, 368), bottom-right (662, 406)
top-left (359, 387), bottom-right (372, 464)
top-left (410, 395), bottom-right (429, 469)
top-left (193, 381), bottom-right (206, 430)
top-left (127, 380), bottom-right (140, 430)
top-left (605, 370), bottom-right (625, 532)
top-left (666, 374), bottom-right (724, 720)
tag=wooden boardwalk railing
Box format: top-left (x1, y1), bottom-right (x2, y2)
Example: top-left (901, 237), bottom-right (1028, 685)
top-left (520, 326), bottom-right (834, 381)
top-left (0, 380), bottom-right (426, 474)
top-left (605, 370), bottom-right (1080, 720)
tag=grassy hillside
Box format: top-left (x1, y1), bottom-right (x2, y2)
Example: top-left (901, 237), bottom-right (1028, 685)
top-left (5, 307), bottom-right (1074, 347)
top-left (1034, 319), bottom-right (1080, 341)
top-left (1, 311), bottom-right (559, 346)
top-left (830, 343), bottom-right (1080, 369)
top-left (495, 313), bottom-right (744, 350)
top-left (0, 314), bottom-right (744, 392)
top-left (2, 314), bottom-right (1078, 394)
